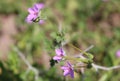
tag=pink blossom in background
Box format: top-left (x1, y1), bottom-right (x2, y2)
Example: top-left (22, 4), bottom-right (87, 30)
top-left (116, 50), bottom-right (120, 57)
top-left (53, 47), bottom-right (65, 61)
top-left (26, 3), bottom-right (44, 24)
top-left (61, 62), bottom-right (74, 78)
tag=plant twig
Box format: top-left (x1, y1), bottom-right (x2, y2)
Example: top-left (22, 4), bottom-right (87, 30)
top-left (92, 63), bottom-right (120, 71)
top-left (13, 47), bottom-right (39, 80)
top-left (74, 45), bottom-right (94, 58)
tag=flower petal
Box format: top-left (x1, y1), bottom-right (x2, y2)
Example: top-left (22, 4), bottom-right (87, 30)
top-left (61, 62), bottom-right (74, 78)
top-left (67, 62), bottom-right (72, 67)
top-left (28, 8), bottom-right (34, 14)
top-left (61, 66), bottom-right (68, 70)
top-left (39, 20), bottom-right (45, 24)
top-left (53, 56), bottom-right (62, 60)
top-left (70, 69), bottom-right (74, 78)
top-left (55, 48), bottom-right (64, 56)
top-left (26, 14), bottom-right (37, 23)
top-left (116, 50), bottom-right (120, 57)
top-left (63, 70), bottom-right (69, 76)
top-left (35, 3), bottom-right (44, 10)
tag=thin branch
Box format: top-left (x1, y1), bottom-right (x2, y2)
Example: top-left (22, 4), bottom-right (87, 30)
top-left (92, 63), bottom-right (120, 71)
top-left (74, 45), bottom-right (120, 71)
top-left (74, 45), bottom-right (94, 58)
top-left (13, 47), bottom-right (39, 80)
top-left (73, 45), bottom-right (120, 71)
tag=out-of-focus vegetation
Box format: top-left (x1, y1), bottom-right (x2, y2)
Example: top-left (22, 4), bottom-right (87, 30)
top-left (0, 0), bottom-right (120, 81)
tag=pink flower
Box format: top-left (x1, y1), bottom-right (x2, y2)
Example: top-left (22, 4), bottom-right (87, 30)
top-left (53, 47), bottom-right (65, 61)
top-left (116, 50), bottom-right (120, 57)
top-left (61, 62), bottom-right (74, 78)
top-left (26, 3), bottom-right (44, 24)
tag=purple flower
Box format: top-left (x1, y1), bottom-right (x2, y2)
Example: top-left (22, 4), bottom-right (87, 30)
top-left (26, 3), bottom-right (44, 24)
top-left (53, 47), bottom-right (65, 61)
top-left (116, 50), bottom-right (120, 57)
top-left (61, 62), bottom-right (74, 78)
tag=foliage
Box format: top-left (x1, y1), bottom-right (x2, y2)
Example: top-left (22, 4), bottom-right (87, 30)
top-left (0, 0), bottom-right (120, 81)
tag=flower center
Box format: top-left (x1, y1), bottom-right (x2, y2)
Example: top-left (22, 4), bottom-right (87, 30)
top-left (34, 12), bottom-right (38, 15)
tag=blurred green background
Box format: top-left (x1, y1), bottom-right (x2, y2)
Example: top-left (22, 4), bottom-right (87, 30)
top-left (0, 0), bottom-right (120, 81)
